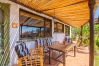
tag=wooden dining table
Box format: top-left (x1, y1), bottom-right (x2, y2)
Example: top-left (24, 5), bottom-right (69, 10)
top-left (48, 43), bottom-right (76, 66)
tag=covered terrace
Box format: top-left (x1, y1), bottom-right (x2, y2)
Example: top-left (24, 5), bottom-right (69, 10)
top-left (2, 0), bottom-right (99, 66)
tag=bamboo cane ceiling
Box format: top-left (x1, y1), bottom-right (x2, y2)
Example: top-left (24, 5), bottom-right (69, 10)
top-left (16, 0), bottom-right (98, 27)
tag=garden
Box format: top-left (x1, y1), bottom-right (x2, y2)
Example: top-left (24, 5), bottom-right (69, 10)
top-left (71, 23), bottom-right (99, 66)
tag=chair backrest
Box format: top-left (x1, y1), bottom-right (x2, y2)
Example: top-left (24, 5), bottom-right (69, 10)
top-left (46, 38), bottom-right (53, 46)
top-left (36, 38), bottom-right (45, 47)
top-left (35, 38), bottom-right (53, 51)
top-left (18, 47), bottom-right (43, 66)
top-left (16, 41), bottom-right (43, 66)
top-left (30, 47), bottom-right (44, 66)
top-left (15, 42), bottom-right (29, 58)
top-left (65, 36), bottom-right (72, 43)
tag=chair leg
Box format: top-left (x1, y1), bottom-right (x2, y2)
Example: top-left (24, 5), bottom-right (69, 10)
top-left (49, 49), bottom-right (51, 64)
top-left (63, 52), bottom-right (66, 66)
top-left (74, 46), bottom-right (76, 57)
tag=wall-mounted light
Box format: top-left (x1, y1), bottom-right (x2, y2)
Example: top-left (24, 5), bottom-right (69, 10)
top-left (12, 22), bottom-right (19, 28)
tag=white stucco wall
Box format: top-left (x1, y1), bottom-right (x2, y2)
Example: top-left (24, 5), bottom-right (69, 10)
top-left (10, 3), bottom-right (19, 65)
top-left (25, 41), bottom-right (35, 49)
top-left (53, 33), bottom-right (65, 43)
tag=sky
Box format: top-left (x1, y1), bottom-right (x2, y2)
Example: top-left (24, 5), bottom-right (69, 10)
top-left (95, 4), bottom-right (99, 18)
top-left (22, 26), bottom-right (38, 33)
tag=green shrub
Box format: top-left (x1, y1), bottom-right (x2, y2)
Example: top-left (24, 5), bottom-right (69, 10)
top-left (82, 38), bottom-right (89, 46)
top-left (96, 38), bottom-right (99, 48)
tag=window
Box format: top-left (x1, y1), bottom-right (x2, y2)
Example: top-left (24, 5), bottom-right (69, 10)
top-left (54, 22), bottom-right (64, 33)
top-left (44, 19), bottom-right (52, 37)
top-left (19, 10), bottom-right (52, 40)
top-left (65, 25), bottom-right (70, 36)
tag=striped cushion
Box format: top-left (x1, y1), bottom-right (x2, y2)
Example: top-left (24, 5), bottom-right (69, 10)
top-left (47, 38), bottom-right (52, 46)
top-left (15, 42), bottom-right (29, 58)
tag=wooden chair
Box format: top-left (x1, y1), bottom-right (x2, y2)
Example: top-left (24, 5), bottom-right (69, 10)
top-left (36, 38), bottom-right (53, 52)
top-left (30, 47), bottom-right (43, 66)
top-left (15, 42), bottom-right (29, 58)
top-left (62, 37), bottom-right (77, 56)
top-left (35, 38), bottom-right (53, 61)
top-left (15, 41), bottom-right (44, 66)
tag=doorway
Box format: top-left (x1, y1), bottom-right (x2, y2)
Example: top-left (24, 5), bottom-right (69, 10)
top-left (0, 2), bottom-right (10, 66)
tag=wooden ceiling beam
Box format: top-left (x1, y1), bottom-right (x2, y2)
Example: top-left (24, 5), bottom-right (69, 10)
top-left (20, 17), bottom-right (31, 25)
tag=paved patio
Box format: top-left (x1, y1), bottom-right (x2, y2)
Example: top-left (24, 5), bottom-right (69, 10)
top-left (44, 47), bottom-right (89, 66)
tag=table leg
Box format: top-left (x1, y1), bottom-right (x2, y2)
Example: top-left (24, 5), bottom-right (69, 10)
top-left (63, 52), bottom-right (66, 66)
top-left (49, 49), bottom-right (51, 64)
top-left (74, 46), bottom-right (76, 57)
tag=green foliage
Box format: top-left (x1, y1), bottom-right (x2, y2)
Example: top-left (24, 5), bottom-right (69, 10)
top-left (95, 55), bottom-right (99, 66)
top-left (71, 23), bottom-right (99, 61)
top-left (71, 28), bottom-right (80, 40)
top-left (94, 36), bottom-right (99, 55)
top-left (71, 23), bottom-right (99, 48)
top-left (71, 24), bottom-right (90, 46)
top-left (71, 22), bottom-right (99, 66)
top-left (82, 38), bottom-right (89, 46)
top-left (96, 38), bottom-right (99, 47)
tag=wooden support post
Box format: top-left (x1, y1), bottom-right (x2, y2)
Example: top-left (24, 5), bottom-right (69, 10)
top-left (88, 0), bottom-right (95, 66)
top-left (44, 19), bottom-right (46, 37)
top-left (64, 24), bottom-right (65, 34)
top-left (52, 19), bottom-right (54, 36)
top-left (20, 26), bottom-right (22, 38)
top-left (79, 26), bottom-right (83, 46)
top-left (56, 22), bottom-right (58, 32)
top-left (40, 27), bottom-right (41, 37)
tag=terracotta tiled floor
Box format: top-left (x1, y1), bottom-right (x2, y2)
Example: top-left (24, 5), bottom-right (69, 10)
top-left (44, 47), bottom-right (89, 66)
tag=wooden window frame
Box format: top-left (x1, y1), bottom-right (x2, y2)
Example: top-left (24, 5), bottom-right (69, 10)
top-left (54, 22), bottom-right (64, 33)
top-left (19, 9), bottom-right (52, 40)
top-left (65, 25), bottom-right (70, 36)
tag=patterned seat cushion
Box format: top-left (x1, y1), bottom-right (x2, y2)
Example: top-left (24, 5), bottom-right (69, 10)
top-left (15, 42), bottom-right (29, 58)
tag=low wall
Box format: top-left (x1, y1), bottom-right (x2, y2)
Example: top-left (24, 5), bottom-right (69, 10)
top-left (53, 33), bottom-right (65, 43)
